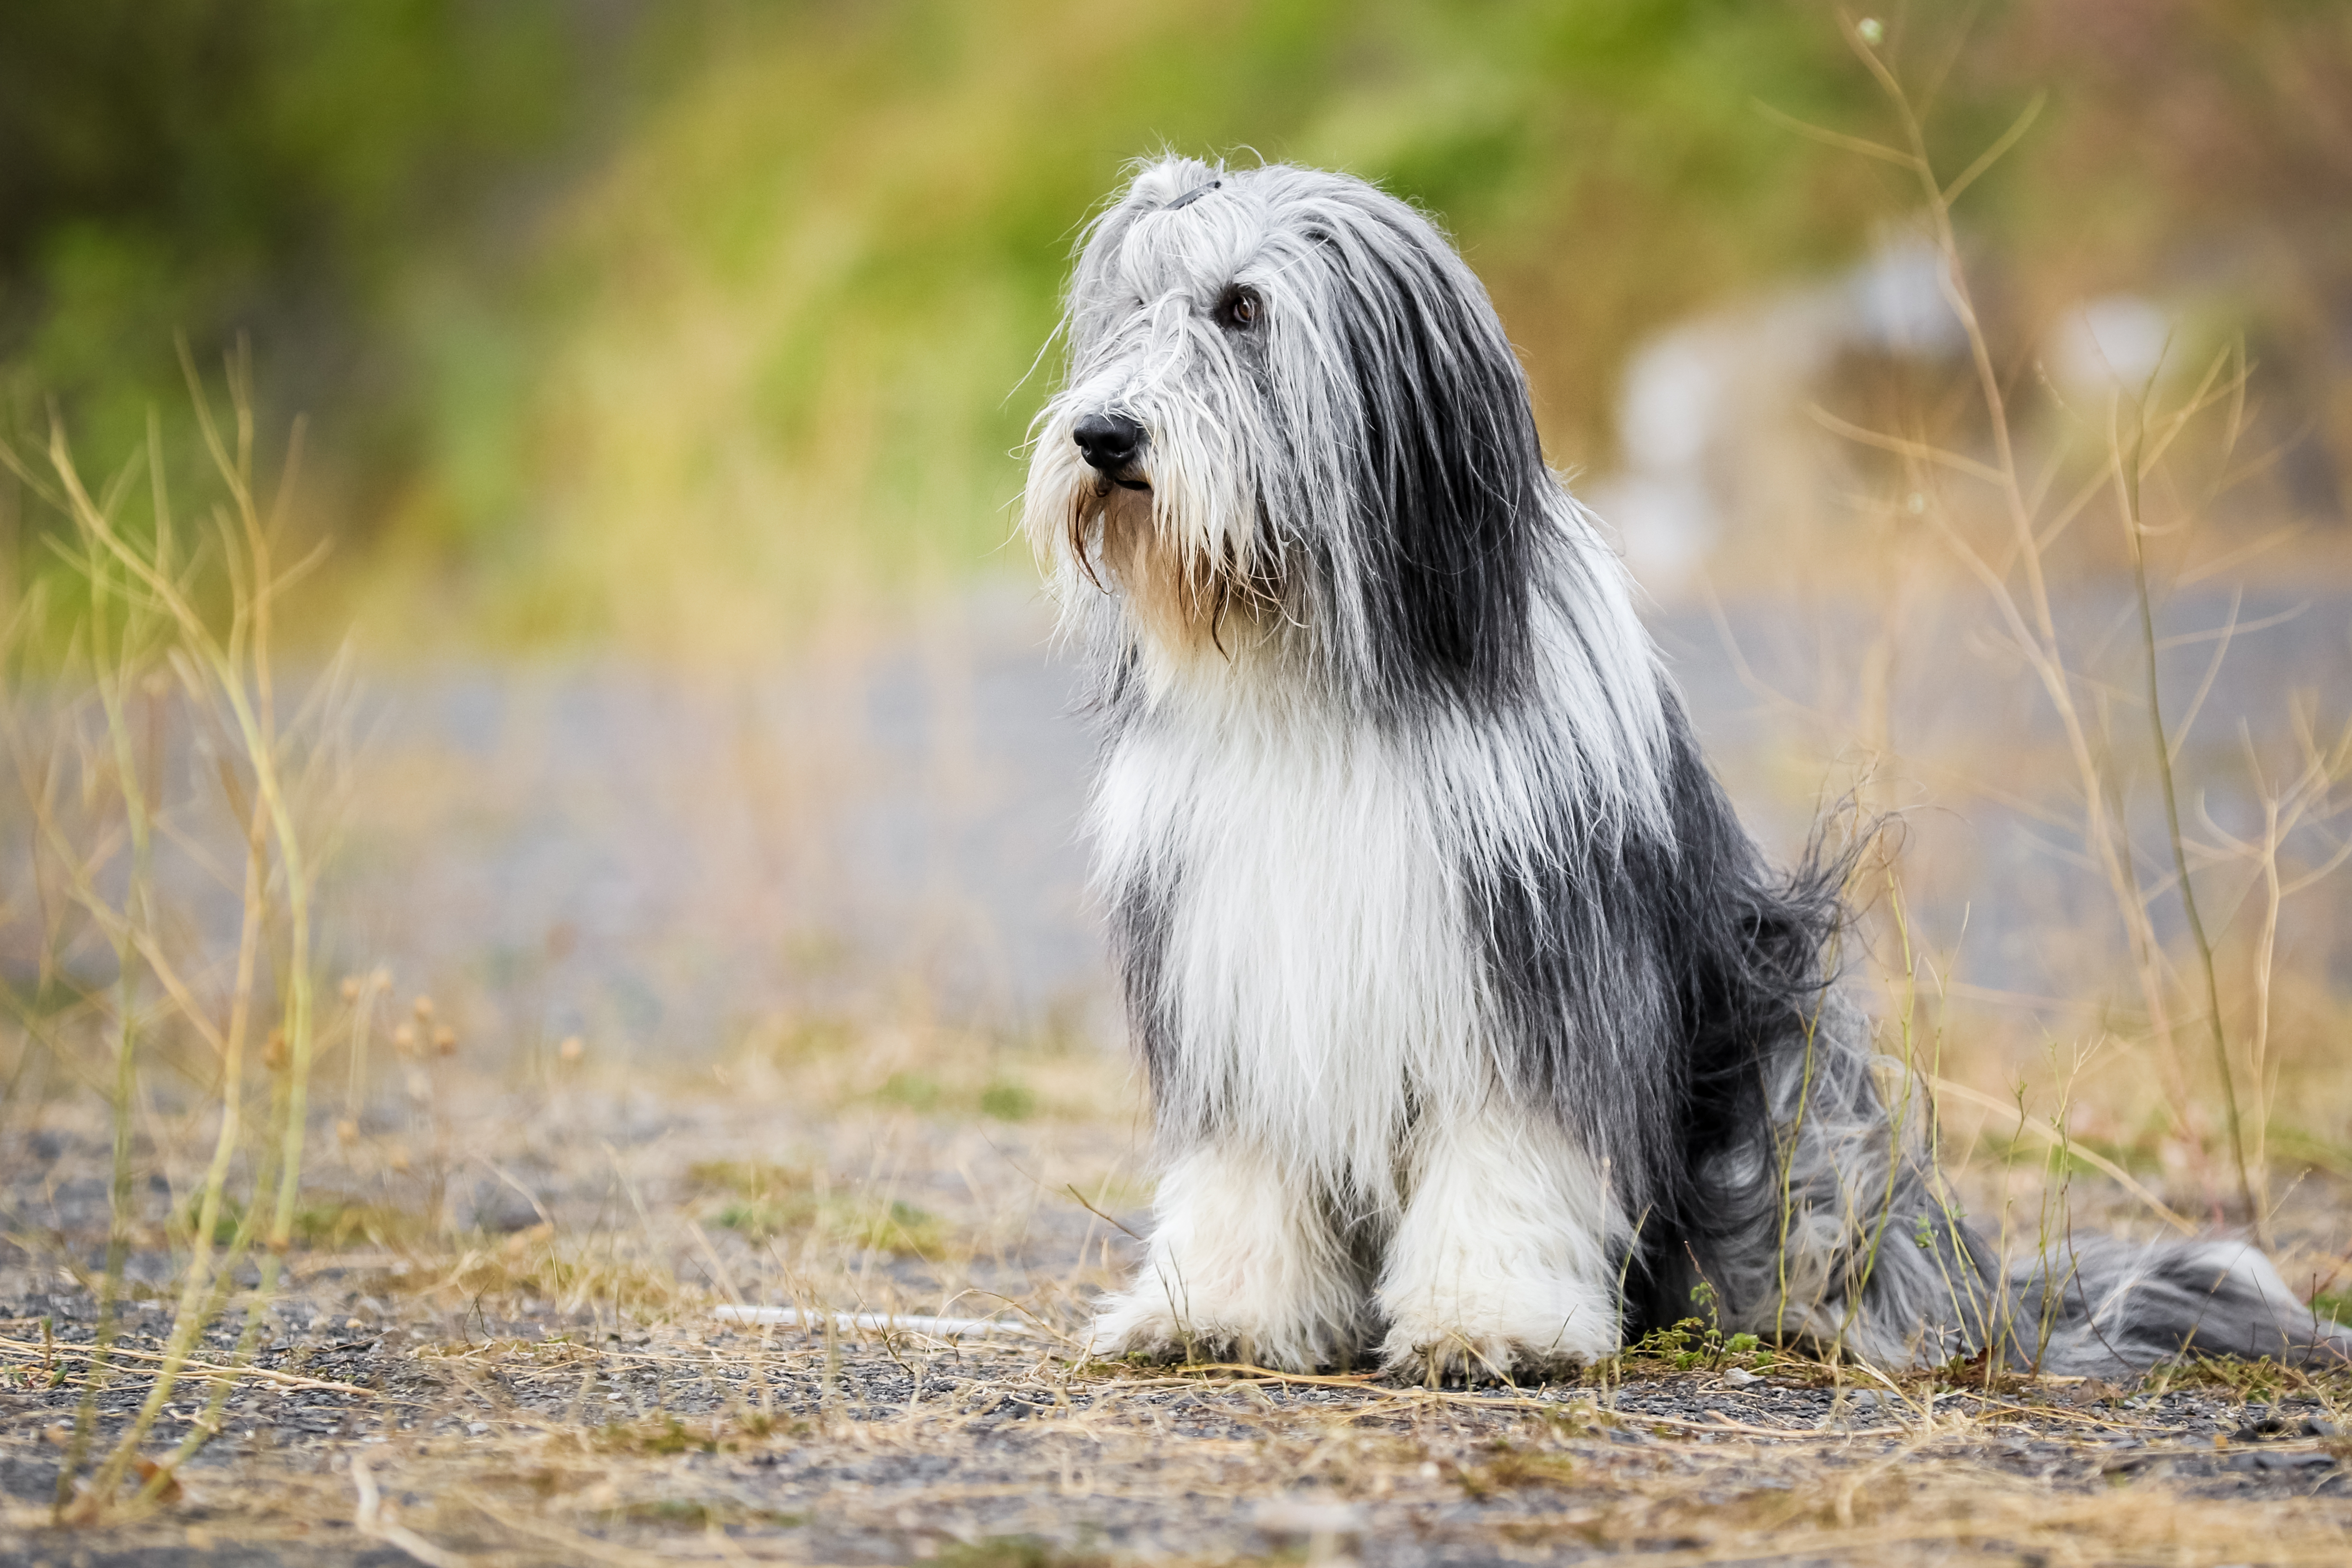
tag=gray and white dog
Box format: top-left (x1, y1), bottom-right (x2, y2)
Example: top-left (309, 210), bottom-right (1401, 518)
top-left (1022, 155), bottom-right (2346, 1380)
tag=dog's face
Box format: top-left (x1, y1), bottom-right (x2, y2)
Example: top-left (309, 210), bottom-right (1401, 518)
top-left (1023, 158), bottom-right (1553, 706)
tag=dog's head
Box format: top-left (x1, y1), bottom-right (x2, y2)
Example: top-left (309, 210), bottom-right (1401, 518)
top-left (1022, 157), bottom-right (1556, 708)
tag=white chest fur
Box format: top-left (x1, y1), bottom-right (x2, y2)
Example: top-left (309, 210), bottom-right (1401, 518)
top-left (1092, 699), bottom-right (1494, 1216)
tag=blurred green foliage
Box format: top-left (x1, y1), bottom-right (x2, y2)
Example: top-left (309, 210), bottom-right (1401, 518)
top-left (0, 2), bottom-right (632, 519)
top-left (1, 0), bottom-right (2344, 652)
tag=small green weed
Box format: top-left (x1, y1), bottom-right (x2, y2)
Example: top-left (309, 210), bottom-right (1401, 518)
top-left (1617, 1317), bottom-right (1766, 1374)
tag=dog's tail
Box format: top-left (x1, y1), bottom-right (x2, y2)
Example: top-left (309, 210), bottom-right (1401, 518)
top-left (2005, 1233), bottom-right (2351, 1374)
top-left (1697, 998), bottom-right (2352, 1373)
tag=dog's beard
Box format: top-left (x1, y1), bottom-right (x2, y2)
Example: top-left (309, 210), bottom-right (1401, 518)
top-left (1055, 469), bottom-right (1286, 659)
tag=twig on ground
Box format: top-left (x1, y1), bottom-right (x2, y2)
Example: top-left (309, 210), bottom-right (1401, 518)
top-left (0, 1336), bottom-right (374, 1395)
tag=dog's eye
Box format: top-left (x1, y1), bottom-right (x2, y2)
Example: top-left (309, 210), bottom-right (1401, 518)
top-left (1218, 288), bottom-right (1261, 331)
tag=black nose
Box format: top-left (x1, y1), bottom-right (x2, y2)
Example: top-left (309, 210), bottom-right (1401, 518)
top-left (1072, 411), bottom-right (1146, 475)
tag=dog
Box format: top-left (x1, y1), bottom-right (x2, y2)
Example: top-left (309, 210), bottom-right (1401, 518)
top-left (1020, 155), bottom-right (2347, 1380)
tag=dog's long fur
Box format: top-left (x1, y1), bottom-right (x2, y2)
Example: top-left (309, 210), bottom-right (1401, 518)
top-left (1022, 156), bottom-right (2348, 1378)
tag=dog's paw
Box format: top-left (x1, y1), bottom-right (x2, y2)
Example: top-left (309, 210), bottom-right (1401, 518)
top-left (1376, 1324), bottom-right (1598, 1386)
top-left (1376, 1325), bottom-right (1501, 1386)
top-left (1376, 1298), bottom-right (1617, 1386)
top-left (1080, 1289), bottom-right (1351, 1371)
top-left (1078, 1293), bottom-right (1208, 1365)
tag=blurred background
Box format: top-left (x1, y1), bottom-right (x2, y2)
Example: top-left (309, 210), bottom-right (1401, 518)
top-left (4, 1), bottom-right (2349, 1224)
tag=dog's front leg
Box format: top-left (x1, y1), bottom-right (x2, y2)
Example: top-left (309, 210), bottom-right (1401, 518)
top-left (1376, 1100), bottom-right (1622, 1382)
top-left (1084, 1140), bottom-right (1368, 1371)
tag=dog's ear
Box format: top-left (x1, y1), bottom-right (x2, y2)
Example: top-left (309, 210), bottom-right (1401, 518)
top-left (1317, 198), bottom-right (1550, 709)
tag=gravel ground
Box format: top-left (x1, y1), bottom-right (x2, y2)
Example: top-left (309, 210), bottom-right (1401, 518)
top-left (6, 1073), bottom-right (2352, 1567)
top-left (6, 1304), bottom-right (2349, 1567)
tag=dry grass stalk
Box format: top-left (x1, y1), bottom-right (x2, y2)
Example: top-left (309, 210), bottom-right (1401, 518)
top-left (1776, 18), bottom-right (2352, 1254)
top-left (1, 345), bottom-right (353, 1522)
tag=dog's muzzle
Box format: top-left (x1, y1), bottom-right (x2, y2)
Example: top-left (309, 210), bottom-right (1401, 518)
top-left (1073, 411), bottom-right (1151, 490)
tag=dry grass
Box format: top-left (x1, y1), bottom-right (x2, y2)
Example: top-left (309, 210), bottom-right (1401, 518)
top-left (1696, 19), bottom-right (2352, 1289)
top-left (4, 1055), bottom-right (2352, 1566)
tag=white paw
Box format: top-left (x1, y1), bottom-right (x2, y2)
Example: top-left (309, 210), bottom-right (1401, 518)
top-left (1087, 1141), bottom-right (1372, 1371)
top-left (1080, 1279), bottom-right (1365, 1371)
top-left (1375, 1100), bottom-right (1626, 1384)
top-left (1376, 1284), bottom-right (1619, 1385)
top-left (1079, 1289), bottom-right (1197, 1364)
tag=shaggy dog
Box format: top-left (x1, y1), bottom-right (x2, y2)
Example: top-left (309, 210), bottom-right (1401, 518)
top-left (1021, 156), bottom-right (2346, 1380)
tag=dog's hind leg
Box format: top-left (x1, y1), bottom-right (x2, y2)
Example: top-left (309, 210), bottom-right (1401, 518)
top-left (1375, 1097), bottom-right (1622, 1382)
top-left (1083, 1139), bottom-right (1371, 1371)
